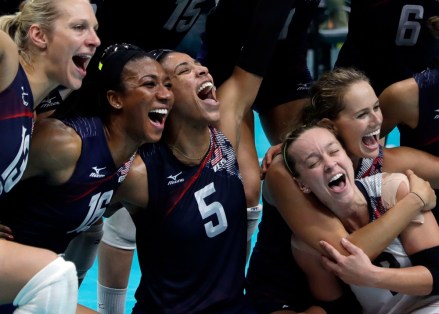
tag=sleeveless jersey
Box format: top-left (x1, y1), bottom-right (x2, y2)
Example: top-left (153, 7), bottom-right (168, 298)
top-left (354, 174), bottom-right (439, 314)
top-left (398, 69), bottom-right (439, 220)
top-left (245, 150), bottom-right (384, 310)
top-left (96, 0), bottom-right (215, 58)
top-left (399, 69), bottom-right (439, 153)
top-left (335, 0), bottom-right (439, 95)
top-left (132, 127), bottom-right (253, 314)
top-left (245, 196), bottom-right (317, 312)
top-left (0, 65), bottom-right (34, 200)
top-left (0, 117), bottom-right (134, 253)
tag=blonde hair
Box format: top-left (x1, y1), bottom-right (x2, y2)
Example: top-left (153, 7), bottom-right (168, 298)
top-left (0, 0), bottom-right (62, 64)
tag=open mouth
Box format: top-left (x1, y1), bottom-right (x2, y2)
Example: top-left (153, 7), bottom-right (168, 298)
top-left (148, 108), bottom-right (168, 125)
top-left (73, 54), bottom-right (91, 72)
top-left (362, 129), bottom-right (380, 149)
top-left (328, 173), bottom-right (346, 192)
top-left (197, 81), bottom-right (216, 100)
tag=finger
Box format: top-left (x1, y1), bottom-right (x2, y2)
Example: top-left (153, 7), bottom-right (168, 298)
top-left (405, 169), bottom-right (414, 177)
top-left (0, 225), bottom-right (13, 234)
top-left (320, 255), bottom-right (338, 273)
top-left (340, 237), bottom-right (361, 255)
top-left (319, 240), bottom-right (342, 262)
top-left (0, 232), bottom-right (14, 240)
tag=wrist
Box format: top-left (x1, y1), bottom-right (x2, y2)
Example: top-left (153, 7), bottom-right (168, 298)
top-left (409, 191), bottom-right (426, 209)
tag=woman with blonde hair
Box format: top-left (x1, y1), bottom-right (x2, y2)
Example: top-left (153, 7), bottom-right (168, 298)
top-left (0, 0), bottom-right (100, 312)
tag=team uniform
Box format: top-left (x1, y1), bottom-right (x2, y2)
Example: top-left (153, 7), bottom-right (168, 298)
top-left (0, 62), bottom-right (35, 314)
top-left (96, 0), bottom-right (216, 252)
top-left (202, 0), bottom-right (320, 113)
top-left (131, 126), bottom-right (254, 314)
top-left (94, 0), bottom-right (215, 65)
top-left (335, 0), bottom-right (439, 95)
top-left (352, 173), bottom-right (439, 314)
top-left (398, 69), bottom-right (439, 220)
top-left (245, 146), bottom-right (384, 312)
top-left (0, 64), bottom-right (34, 200)
top-left (0, 116), bottom-right (134, 253)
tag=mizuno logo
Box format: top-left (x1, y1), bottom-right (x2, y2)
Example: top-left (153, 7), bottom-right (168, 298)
top-left (167, 172), bottom-right (182, 181)
top-left (167, 172), bottom-right (184, 185)
top-left (90, 166), bottom-right (106, 178)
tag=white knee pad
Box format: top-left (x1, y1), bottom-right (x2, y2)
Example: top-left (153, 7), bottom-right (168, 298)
top-left (102, 208), bottom-right (136, 250)
top-left (64, 222), bottom-right (104, 284)
top-left (247, 204), bottom-right (262, 241)
top-left (13, 257), bottom-right (78, 314)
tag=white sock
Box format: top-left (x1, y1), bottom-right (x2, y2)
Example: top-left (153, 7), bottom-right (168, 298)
top-left (13, 257), bottom-right (78, 314)
top-left (247, 204), bottom-right (262, 241)
top-left (97, 282), bottom-right (127, 314)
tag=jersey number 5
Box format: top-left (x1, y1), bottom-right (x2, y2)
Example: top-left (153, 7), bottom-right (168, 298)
top-left (195, 182), bottom-right (228, 238)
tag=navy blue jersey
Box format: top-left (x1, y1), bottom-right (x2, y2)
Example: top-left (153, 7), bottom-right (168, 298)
top-left (245, 150), bottom-right (384, 312)
top-left (202, 0), bottom-right (319, 113)
top-left (335, 0), bottom-right (439, 95)
top-left (132, 127), bottom-right (253, 314)
top-left (0, 117), bottom-right (134, 253)
top-left (0, 65), bottom-right (34, 200)
top-left (94, 0), bottom-right (215, 61)
top-left (245, 197), bottom-right (316, 313)
top-left (398, 68), bottom-right (439, 220)
top-left (399, 69), bottom-right (439, 152)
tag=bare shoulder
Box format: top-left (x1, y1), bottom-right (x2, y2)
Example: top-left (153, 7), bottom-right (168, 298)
top-left (117, 154), bottom-right (149, 210)
top-left (24, 118), bottom-right (81, 182)
top-left (0, 30), bottom-right (19, 93)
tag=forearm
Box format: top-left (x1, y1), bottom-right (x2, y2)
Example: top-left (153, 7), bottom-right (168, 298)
top-left (369, 265), bottom-right (432, 295)
top-left (346, 193), bottom-right (423, 260)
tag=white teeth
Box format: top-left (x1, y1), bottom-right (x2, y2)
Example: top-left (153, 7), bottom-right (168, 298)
top-left (197, 82), bottom-right (213, 93)
top-left (75, 54), bottom-right (92, 59)
top-left (150, 109), bottom-right (168, 115)
top-left (364, 129), bottom-right (380, 137)
top-left (329, 173), bottom-right (343, 183)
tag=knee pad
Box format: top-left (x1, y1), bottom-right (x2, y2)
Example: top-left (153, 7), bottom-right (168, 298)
top-left (247, 204), bottom-right (262, 242)
top-left (13, 257), bottom-right (78, 314)
top-left (102, 208), bottom-right (136, 250)
top-left (64, 222), bottom-right (104, 284)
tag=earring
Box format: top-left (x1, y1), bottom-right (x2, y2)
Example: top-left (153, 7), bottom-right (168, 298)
top-left (302, 187), bottom-right (310, 193)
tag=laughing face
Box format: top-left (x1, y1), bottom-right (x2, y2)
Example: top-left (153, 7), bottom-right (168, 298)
top-left (333, 81), bottom-right (383, 164)
top-left (116, 57), bottom-right (173, 144)
top-left (159, 52), bottom-right (219, 124)
top-left (289, 127), bottom-right (356, 209)
top-left (45, 0), bottom-right (100, 90)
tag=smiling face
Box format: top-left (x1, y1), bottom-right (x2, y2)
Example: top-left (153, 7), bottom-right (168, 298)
top-left (45, 0), bottom-right (100, 90)
top-left (289, 127), bottom-right (356, 209)
top-left (159, 52), bottom-right (219, 125)
top-left (115, 57), bottom-right (173, 144)
top-left (333, 81), bottom-right (383, 164)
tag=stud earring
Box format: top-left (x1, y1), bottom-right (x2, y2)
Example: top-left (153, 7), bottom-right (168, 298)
top-left (302, 187), bottom-right (310, 193)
